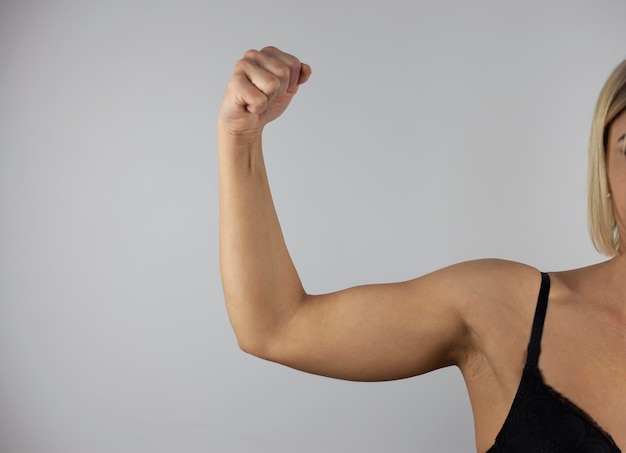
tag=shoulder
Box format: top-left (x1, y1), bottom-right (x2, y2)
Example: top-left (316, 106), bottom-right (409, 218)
top-left (547, 260), bottom-right (609, 291)
top-left (401, 258), bottom-right (541, 354)
top-left (543, 260), bottom-right (613, 314)
top-left (419, 258), bottom-right (541, 305)
top-left (428, 259), bottom-right (544, 367)
top-left (411, 258), bottom-right (542, 329)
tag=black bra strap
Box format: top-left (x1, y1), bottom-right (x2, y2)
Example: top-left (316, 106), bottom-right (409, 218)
top-left (526, 272), bottom-right (551, 367)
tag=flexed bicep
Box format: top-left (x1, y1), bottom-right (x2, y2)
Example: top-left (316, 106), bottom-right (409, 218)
top-left (259, 262), bottom-right (492, 382)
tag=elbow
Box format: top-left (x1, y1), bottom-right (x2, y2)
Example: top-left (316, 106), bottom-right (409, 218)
top-left (224, 302), bottom-right (272, 357)
top-left (225, 295), bottom-right (303, 361)
top-left (235, 333), bottom-right (264, 357)
top-left (233, 327), bottom-right (275, 360)
top-left (233, 323), bottom-right (294, 365)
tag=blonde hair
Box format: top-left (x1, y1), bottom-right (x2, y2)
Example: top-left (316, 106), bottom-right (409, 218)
top-left (588, 58), bottom-right (626, 256)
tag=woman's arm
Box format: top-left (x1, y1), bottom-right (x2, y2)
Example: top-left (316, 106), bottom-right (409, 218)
top-left (218, 46), bottom-right (531, 382)
top-left (218, 46), bottom-right (311, 353)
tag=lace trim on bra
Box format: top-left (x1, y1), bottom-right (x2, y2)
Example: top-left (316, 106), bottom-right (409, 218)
top-left (487, 364), bottom-right (620, 452)
top-left (539, 370), bottom-right (618, 449)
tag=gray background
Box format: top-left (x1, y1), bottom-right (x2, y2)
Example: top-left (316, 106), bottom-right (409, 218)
top-left (2, 1), bottom-right (626, 452)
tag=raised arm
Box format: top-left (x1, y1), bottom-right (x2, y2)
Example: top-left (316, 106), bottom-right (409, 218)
top-left (218, 46), bottom-right (311, 353)
top-left (218, 46), bottom-right (537, 383)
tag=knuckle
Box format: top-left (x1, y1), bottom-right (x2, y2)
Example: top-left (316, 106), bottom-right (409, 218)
top-left (248, 95), bottom-right (267, 114)
top-left (266, 75), bottom-right (282, 93)
top-left (227, 72), bottom-right (245, 90)
top-left (275, 63), bottom-right (291, 82)
top-left (243, 48), bottom-right (261, 60)
top-left (260, 45), bottom-right (279, 54)
top-left (285, 54), bottom-right (300, 68)
top-left (233, 58), bottom-right (248, 73)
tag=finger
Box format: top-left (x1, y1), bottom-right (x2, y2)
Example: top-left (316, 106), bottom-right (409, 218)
top-left (298, 63), bottom-right (312, 86)
top-left (240, 48), bottom-right (291, 101)
top-left (282, 63), bottom-right (311, 99)
top-left (227, 70), bottom-right (268, 115)
top-left (260, 46), bottom-right (307, 90)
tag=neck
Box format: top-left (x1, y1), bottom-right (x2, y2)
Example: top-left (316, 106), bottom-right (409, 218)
top-left (595, 252), bottom-right (626, 310)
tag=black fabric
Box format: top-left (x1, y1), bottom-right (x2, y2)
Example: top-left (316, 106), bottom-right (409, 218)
top-left (486, 272), bottom-right (620, 453)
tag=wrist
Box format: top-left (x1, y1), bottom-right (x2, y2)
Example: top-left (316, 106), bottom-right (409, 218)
top-left (218, 123), bottom-right (263, 154)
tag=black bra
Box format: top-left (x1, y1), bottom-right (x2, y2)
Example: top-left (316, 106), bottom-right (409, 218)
top-left (486, 272), bottom-right (620, 452)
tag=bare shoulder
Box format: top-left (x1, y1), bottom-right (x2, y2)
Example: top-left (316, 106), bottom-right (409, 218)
top-left (399, 258), bottom-right (543, 335)
top-left (537, 261), bottom-right (617, 316)
top-left (439, 259), bottom-right (544, 371)
top-left (426, 258), bottom-right (539, 287)
top-left (409, 258), bottom-right (544, 365)
top-left (541, 260), bottom-right (620, 322)
top-left (547, 260), bottom-right (609, 291)
top-left (420, 258), bottom-right (542, 312)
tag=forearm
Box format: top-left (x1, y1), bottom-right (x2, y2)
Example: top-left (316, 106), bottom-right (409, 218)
top-left (218, 130), bottom-right (305, 353)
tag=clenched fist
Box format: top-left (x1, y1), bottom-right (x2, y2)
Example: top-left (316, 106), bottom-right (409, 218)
top-left (218, 46), bottom-right (312, 139)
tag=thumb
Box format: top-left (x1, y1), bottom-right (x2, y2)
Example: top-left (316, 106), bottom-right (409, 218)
top-left (298, 63), bottom-right (312, 86)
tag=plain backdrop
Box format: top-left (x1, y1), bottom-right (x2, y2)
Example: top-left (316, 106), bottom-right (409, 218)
top-left (2, 1), bottom-right (626, 452)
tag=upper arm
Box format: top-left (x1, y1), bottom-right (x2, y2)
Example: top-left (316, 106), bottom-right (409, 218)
top-left (258, 259), bottom-right (535, 382)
